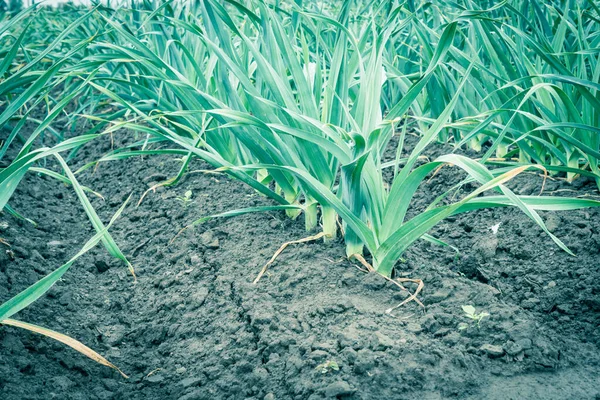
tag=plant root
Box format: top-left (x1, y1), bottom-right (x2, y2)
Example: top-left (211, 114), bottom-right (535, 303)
top-left (427, 164), bottom-right (446, 184)
top-left (349, 254), bottom-right (424, 309)
top-left (385, 278), bottom-right (424, 313)
top-left (169, 224), bottom-right (192, 246)
top-left (254, 232), bottom-right (330, 284)
top-left (145, 368), bottom-right (162, 378)
top-left (138, 178), bottom-right (176, 207)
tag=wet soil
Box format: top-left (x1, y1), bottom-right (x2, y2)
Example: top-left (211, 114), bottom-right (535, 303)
top-left (1, 132), bottom-right (599, 399)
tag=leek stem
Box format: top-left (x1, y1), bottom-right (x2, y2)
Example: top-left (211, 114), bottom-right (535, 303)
top-left (321, 206), bottom-right (337, 242)
top-left (305, 202), bottom-right (318, 231)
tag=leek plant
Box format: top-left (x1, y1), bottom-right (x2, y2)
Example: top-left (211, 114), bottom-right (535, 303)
top-left (81, 0), bottom-right (600, 277)
top-left (392, 0), bottom-right (600, 187)
top-left (462, 0), bottom-right (600, 186)
top-left (0, 5), bottom-right (130, 271)
top-left (3, 0), bottom-right (595, 379)
top-left (1, 6), bottom-right (129, 374)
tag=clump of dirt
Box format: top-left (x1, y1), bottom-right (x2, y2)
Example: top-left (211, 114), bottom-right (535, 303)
top-left (1, 132), bottom-right (599, 400)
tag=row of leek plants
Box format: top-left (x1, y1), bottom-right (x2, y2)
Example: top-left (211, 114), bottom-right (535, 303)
top-left (78, 0), bottom-right (600, 278)
top-left (1, 5), bottom-right (129, 375)
top-left (386, 0), bottom-right (600, 187)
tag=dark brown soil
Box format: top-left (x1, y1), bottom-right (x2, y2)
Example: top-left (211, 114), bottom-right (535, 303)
top-left (1, 132), bottom-right (599, 400)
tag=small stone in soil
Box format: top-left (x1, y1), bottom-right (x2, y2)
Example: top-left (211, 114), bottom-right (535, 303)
top-left (521, 298), bottom-right (540, 309)
top-left (341, 271), bottom-right (359, 286)
top-left (95, 258), bottom-right (111, 273)
top-left (474, 236), bottom-right (498, 260)
top-left (145, 373), bottom-right (165, 384)
top-left (190, 287), bottom-right (209, 308)
top-left (103, 325), bottom-right (127, 346)
top-left (309, 350), bottom-right (329, 361)
top-left (371, 332), bottom-right (395, 350)
top-left (433, 328), bottom-right (452, 337)
top-left (406, 323), bottom-right (423, 333)
top-left (426, 288), bottom-right (452, 303)
top-left (338, 329), bottom-right (363, 350)
top-left (190, 254), bottom-right (201, 263)
top-left (312, 342), bottom-right (336, 352)
top-left (50, 376), bottom-right (74, 391)
top-left (516, 338), bottom-right (533, 350)
top-left (505, 341), bottom-right (523, 356)
top-left (361, 272), bottom-right (386, 290)
top-left (340, 347), bottom-right (357, 364)
top-left (179, 377), bottom-right (203, 388)
top-left (488, 285), bottom-right (501, 296)
top-left (480, 344), bottom-right (504, 358)
top-left (545, 214), bottom-right (561, 233)
top-left (178, 390), bottom-right (203, 400)
top-left (58, 292), bottom-right (72, 306)
top-left (200, 231), bottom-right (220, 248)
top-left (324, 381), bottom-right (356, 398)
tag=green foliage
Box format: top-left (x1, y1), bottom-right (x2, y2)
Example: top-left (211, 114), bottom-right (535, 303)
top-left (404, 0), bottom-right (600, 187)
top-left (8, 0), bottom-right (20, 14)
top-left (316, 360), bottom-right (340, 374)
top-left (459, 305), bottom-right (490, 330)
top-left (76, 0), bottom-right (600, 277)
top-left (176, 190), bottom-right (194, 206)
top-left (1, 0), bottom-right (600, 375)
top-left (0, 5), bottom-right (131, 375)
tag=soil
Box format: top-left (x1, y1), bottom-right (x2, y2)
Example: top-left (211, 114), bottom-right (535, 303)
top-left (1, 130), bottom-right (599, 400)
